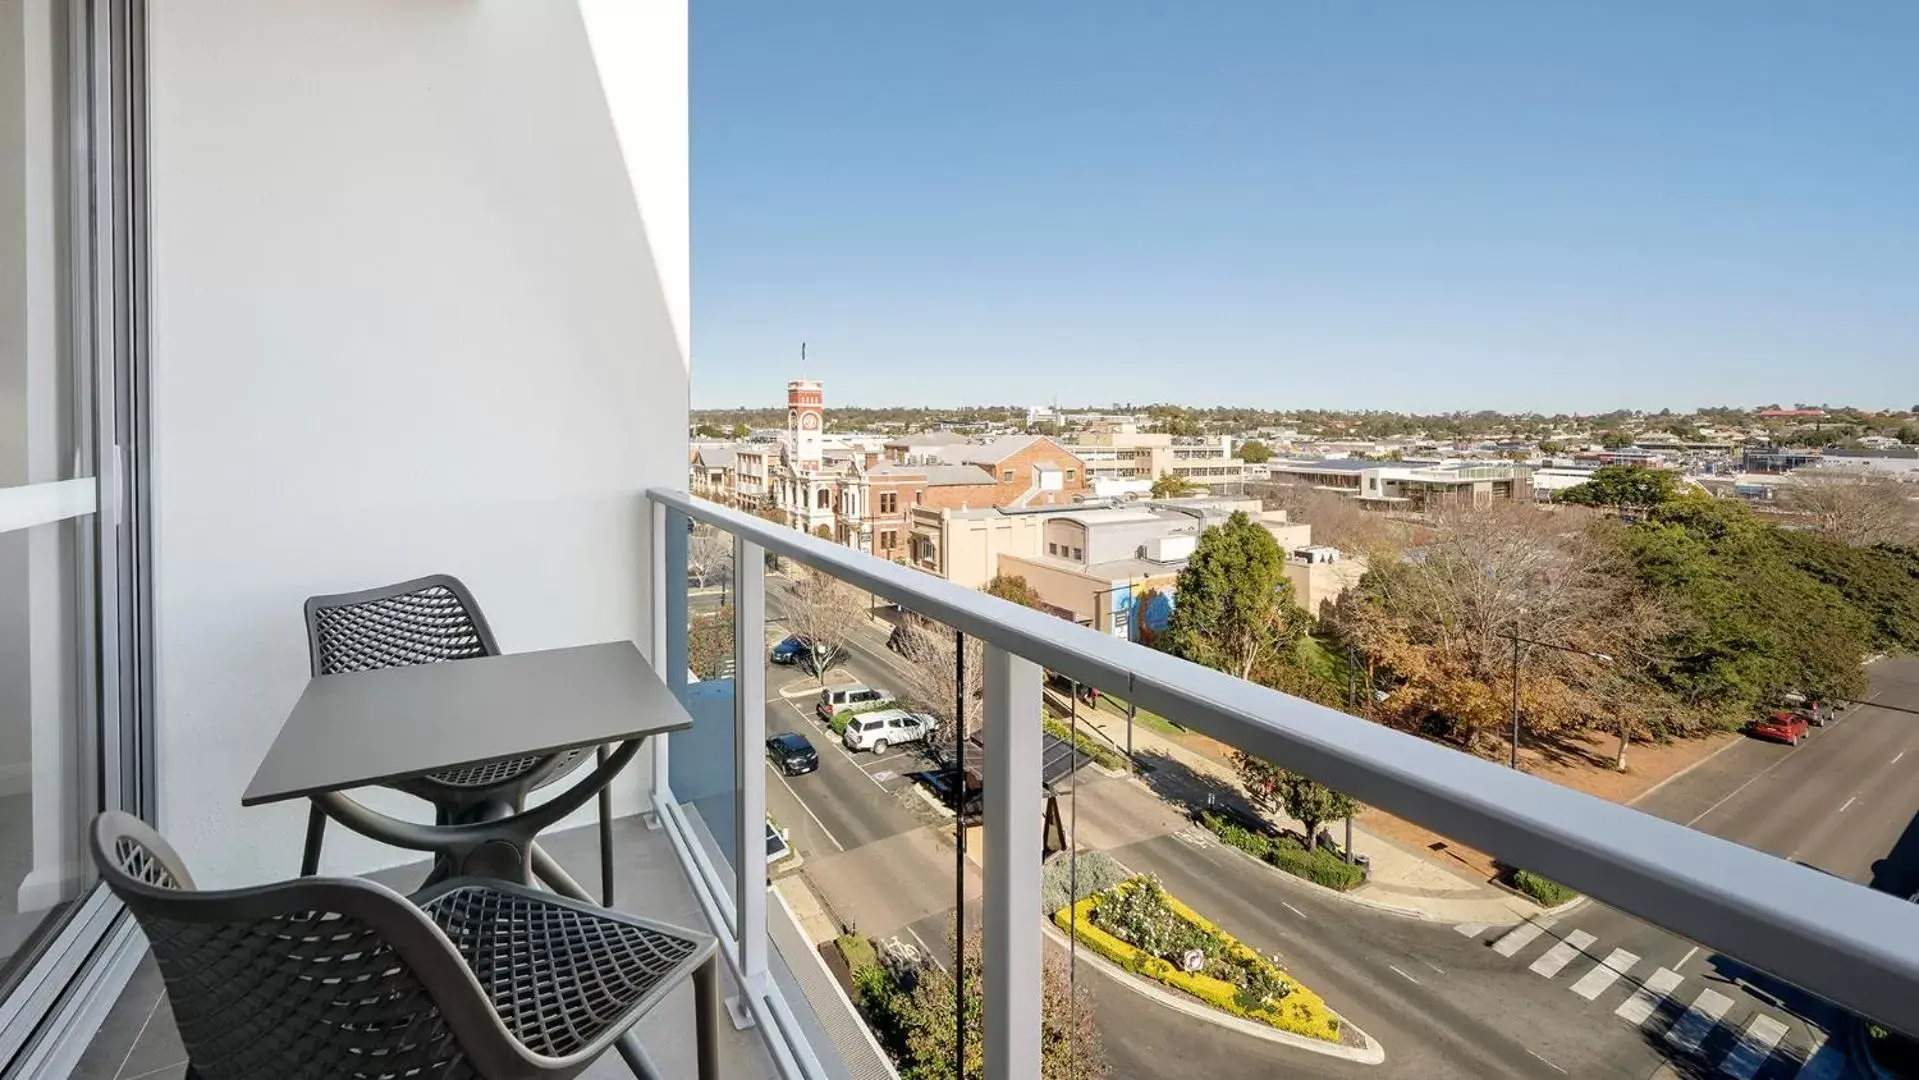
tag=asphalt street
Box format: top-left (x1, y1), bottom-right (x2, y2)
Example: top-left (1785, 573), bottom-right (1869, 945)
top-left (753, 601), bottom-right (1917, 1079)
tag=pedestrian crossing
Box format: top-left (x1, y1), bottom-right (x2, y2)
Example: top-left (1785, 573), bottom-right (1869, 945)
top-left (1460, 918), bottom-right (1835, 1078)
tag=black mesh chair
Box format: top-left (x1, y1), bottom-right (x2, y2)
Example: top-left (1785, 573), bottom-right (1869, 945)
top-left (298, 575), bottom-right (606, 885)
top-left (93, 811), bottom-right (718, 1080)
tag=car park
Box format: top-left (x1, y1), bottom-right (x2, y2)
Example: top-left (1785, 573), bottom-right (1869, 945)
top-left (842, 708), bottom-right (937, 754)
top-left (765, 731), bottom-right (819, 775)
top-left (817, 683), bottom-right (894, 721)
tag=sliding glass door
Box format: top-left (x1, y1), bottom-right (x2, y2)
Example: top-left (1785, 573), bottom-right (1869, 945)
top-left (0, 0), bottom-right (150, 1069)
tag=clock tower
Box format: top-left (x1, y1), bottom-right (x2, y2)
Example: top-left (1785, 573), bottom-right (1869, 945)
top-left (787, 379), bottom-right (824, 474)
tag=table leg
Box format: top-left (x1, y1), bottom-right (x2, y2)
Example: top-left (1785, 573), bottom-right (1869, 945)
top-left (694, 953), bottom-right (722, 1080)
top-left (598, 744), bottom-right (615, 906)
top-left (300, 802), bottom-right (326, 876)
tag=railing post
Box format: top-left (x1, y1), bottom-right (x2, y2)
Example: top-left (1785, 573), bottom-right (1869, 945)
top-left (734, 536), bottom-right (768, 1004)
top-left (648, 499), bottom-right (670, 805)
top-left (664, 508), bottom-right (690, 700)
top-left (982, 644), bottom-right (1042, 1080)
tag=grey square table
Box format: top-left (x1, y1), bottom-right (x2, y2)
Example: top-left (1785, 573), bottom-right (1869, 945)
top-left (243, 640), bottom-right (716, 1080)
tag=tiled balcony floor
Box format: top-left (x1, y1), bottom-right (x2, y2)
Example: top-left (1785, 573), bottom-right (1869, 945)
top-left (70, 816), bottom-right (779, 1080)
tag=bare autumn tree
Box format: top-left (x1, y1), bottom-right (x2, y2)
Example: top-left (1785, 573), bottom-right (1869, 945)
top-left (685, 523), bottom-right (733, 595)
top-left (1347, 504), bottom-right (1661, 757)
top-left (894, 623), bottom-right (984, 757)
top-left (1780, 470), bottom-right (1919, 547)
top-left (1256, 483), bottom-right (1413, 561)
top-left (776, 566), bottom-right (865, 685)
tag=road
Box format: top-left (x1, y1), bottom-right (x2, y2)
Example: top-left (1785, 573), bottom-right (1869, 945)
top-left (756, 600), bottom-right (1918, 1078)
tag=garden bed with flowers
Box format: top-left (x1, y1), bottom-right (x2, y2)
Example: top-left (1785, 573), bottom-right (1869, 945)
top-left (1053, 875), bottom-right (1347, 1045)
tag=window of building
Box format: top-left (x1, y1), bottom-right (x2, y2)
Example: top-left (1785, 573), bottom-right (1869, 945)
top-left (1066, 469), bottom-right (1076, 481)
top-left (1048, 542), bottom-right (1059, 555)
top-left (880, 492), bottom-right (898, 514)
top-left (1072, 547), bottom-right (1084, 560)
top-left (816, 489), bottom-right (831, 509)
top-left (881, 530), bottom-right (897, 549)
top-left (1001, 469), bottom-right (1015, 482)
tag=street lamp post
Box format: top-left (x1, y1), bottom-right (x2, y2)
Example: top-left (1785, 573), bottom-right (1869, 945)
top-left (1507, 623), bottom-right (1614, 771)
top-left (1509, 618), bottom-right (1522, 770)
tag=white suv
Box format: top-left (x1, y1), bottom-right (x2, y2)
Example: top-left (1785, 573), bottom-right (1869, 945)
top-left (842, 708), bottom-right (937, 754)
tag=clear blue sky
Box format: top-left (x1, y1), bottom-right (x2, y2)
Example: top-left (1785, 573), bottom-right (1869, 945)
top-left (690, 2), bottom-right (1919, 414)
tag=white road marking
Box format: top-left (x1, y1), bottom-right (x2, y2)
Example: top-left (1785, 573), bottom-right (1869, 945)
top-left (1893, 751), bottom-right (1906, 766)
top-left (1676, 945), bottom-right (1700, 971)
top-left (1570, 948), bottom-right (1639, 1001)
top-left (905, 925), bottom-right (947, 974)
top-left (1616, 966), bottom-right (1683, 1026)
top-left (1388, 964), bottom-right (1420, 984)
top-left (1529, 929), bottom-right (1597, 978)
top-left (767, 764), bottom-right (845, 852)
top-left (1665, 987), bottom-right (1733, 1054)
top-left (1421, 958), bottom-right (1447, 976)
top-left (1688, 749), bottom-right (1802, 827)
top-left (1454, 923), bottom-right (1489, 938)
top-left (1525, 1048), bottom-right (1568, 1074)
top-left (1280, 902), bottom-right (1308, 920)
top-left (1839, 796), bottom-right (1857, 813)
top-left (1794, 1031), bottom-right (1848, 1079)
top-left (1492, 918), bottom-right (1555, 958)
top-left (1718, 1013), bottom-right (1788, 1079)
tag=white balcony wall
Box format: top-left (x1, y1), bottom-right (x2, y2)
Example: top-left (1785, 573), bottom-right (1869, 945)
top-left (147, 0), bottom-right (689, 886)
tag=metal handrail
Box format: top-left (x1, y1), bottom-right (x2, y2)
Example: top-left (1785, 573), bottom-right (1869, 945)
top-left (649, 486), bottom-right (1919, 1033)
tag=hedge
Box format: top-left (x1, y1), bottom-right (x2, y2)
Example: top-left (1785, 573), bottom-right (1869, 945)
top-left (827, 700), bottom-right (895, 736)
top-left (1042, 717), bottom-right (1127, 771)
top-left (1198, 811), bottom-right (1365, 892)
top-left (1511, 869), bottom-right (1578, 907)
top-left (1054, 879), bottom-right (1342, 1043)
top-left (835, 932), bottom-right (878, 972)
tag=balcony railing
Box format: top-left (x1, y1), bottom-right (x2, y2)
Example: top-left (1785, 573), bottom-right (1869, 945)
top-left (643, 486), bottom-right (1919, 1078)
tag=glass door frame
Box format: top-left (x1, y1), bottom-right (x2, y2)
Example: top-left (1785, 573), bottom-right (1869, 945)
top-left (0, 0), bottom-right (152, 1071)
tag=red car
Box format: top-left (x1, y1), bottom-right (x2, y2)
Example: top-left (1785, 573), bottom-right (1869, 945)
top-left (1750, 710), bottom-right (1810, 747)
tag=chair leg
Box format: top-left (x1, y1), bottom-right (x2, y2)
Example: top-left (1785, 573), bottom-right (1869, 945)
top-left (614, 1032), bottom-right (664, 1080)
top-left (300, 801), bottom-right (326, 876)
top-left (694, 954), bottom-right (721, 1080)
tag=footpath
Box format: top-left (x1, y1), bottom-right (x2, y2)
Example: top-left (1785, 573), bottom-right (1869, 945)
top-left (1063, 694), bottom-right (1741, 926)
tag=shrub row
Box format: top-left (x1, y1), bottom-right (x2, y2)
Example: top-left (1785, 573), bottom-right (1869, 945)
top-left (1042, 717), bottom-right (1128, 771)
top-left (1055, 880), bottom-right (1341, 1043)
top-left (1510, 869), bottom-right (1578, 907)
top-left (1197, 811), bottom-right (1365, 892)
top-left (1040, 849), bottom-right (1131, 918)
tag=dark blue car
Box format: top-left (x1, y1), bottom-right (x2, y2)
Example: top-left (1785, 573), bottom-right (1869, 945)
top-left (768, 634), bottom-right (847, 672)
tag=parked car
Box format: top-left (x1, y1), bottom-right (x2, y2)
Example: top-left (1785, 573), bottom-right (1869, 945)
top-left (817, 683), bottom-right (895, 722)
top-left (765, 731), bottom-right (819, 776)
top-left (769, 634), bottom-right (846, 672)
top-left (843, 708), bottom-right (937, 754)
top-left (1749, 710), bottom-right (1810, 747)
top-left (1782, 691), bottom-right (1834, 727)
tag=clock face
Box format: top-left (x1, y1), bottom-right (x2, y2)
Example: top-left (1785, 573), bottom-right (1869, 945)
top-left (800, 412), bottom-right (820, 431)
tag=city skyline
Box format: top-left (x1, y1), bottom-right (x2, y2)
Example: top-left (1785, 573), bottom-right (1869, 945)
top-left (692, 2), bottom-right (1919, 412)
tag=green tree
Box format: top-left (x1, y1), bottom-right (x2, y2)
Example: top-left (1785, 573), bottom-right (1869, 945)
top-left (1558, 465), bottom-right (1680, 514)
top-left (1165, 511), bottom-right (1305, 680)
top-left (1237, 439), bottom-right (1273, 464)
top-left (1538, 440), bottom-right (1564, 455)
top-left (1599, 430), bottom-right (1634, 450)
top-left (694, 422), bottom-right (724, 438)
top-left (1231, 752), bottom-right (1361, 847)
top-left (1150, 472), bottom-right (1202, 499)
top-left (730, 421), bottom-right (751, 438)
top-left (893, 923), bottom-right (1107, 1080)
top-left (984, 573), bottom-right (1046, 610)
